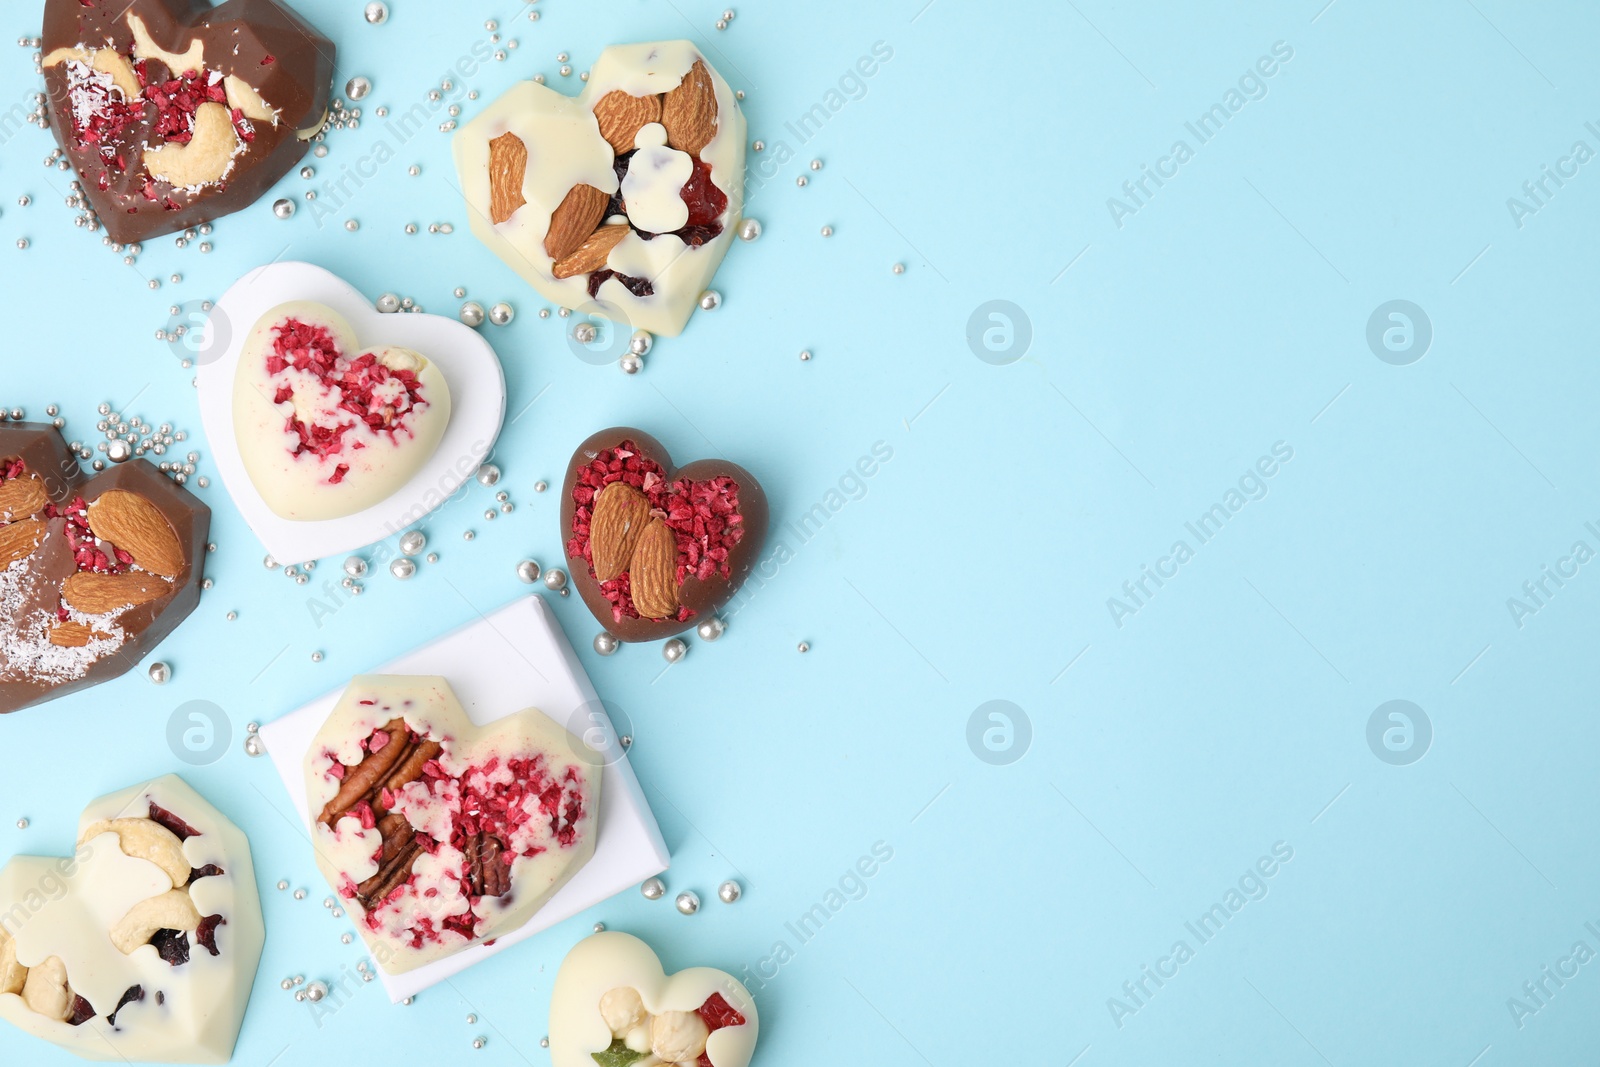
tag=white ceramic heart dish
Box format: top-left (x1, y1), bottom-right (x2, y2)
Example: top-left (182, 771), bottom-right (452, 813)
top-left (195, 261), bottom-right (506, 563)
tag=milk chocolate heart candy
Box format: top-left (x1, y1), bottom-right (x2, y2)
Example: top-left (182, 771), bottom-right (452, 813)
top-left (550, 931), bottom-right (759, 1067)
top-left (232, 301), bottom-right (453, 521)
top-left (0, 774), bottom-right (265, 1064)
top-left (0, 423), bottom-right (208, 714)
top-left (454, 41), bottom-right (746, 338)
top-left (563, 428), bottom-right (767, 642)
top-left (41, 0), bottom-right (334, 244)
top-left (303, 675), bottom-right (602, 975)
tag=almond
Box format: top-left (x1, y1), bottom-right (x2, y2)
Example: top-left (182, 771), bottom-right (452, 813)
top-left (544, 183), bottom-right (611, 262)
top-left (629, 519), bottom-right (679, 619)
top-left (62, 571), bottom-right (170, 615)
top-left (0, 518), bottom-right (46, 567)
top-left (594, 90), bottom-right (662, 154)
top-left (660, 60), bottom-right (718, 156)
top-left (553, 223), bottom-right (630, 280)
top-left (87, 491), bottom-right (184, 578)
top-left (488, 131), bottom-right (528, 225)
top-left (0, 475), bottom-right (47, 522)
top-left (48, 621), bottom-right (110, 648)
top-left (590, 482), bottom-right (652, 581)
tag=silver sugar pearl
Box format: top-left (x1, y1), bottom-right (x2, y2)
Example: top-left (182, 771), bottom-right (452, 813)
top-left (15, 819), bottom-right (27, 830)
top-left (739, 218), bottom-right (762, 241)
top-left (573, 321), bottom-right (597, 345)
top-left (517, 560), bottom-right (541, 584)
top-left (364, 1), bottom-right (389, 24)
top-left (811, 158), bottom-right (823, 171)
top-left (641, 876), bottom-right (665, 899)
top-left (293, 889), bottom-right (306, 900)
top-left (399, 530), bottom-right (427, 555)
top-left (475, 463), bottom-right (501, 486)
top-left (376, 292), bottom-right (400, 313)
top-left (343, 556), bottom-right (369, 578)
top-left (272, 198), bottom-right (295, 219)
top-left (148, 661), bottom-right (170, 684)
top-left (620, 354), bottom-right (643, 375)
top-left (390, 558), bottom-right (416, 580)
top-left (459, 301), bottom-right (485, 327)
top-left (306, 981), bottom-right (328, 1002)
top-left (593, 632), bottom-right (619, 656)
top-left (893, 262), bottom-right (906, 274)
top-left (662, 638), bottom-right (688, 663)
top-left (542, 568), bottom-right (567, 591)
top-left (698, 290), bottom-right (721, 311)
top-left (718, 879), bottom-right (742, 904)
top-left (488, 302), bottom-right (514, 326)
top-left (345, 76), bottom-right (372, 101)
top-left (798, 641), bottom-right (810, 653)
top-left (697, 616), bottom-right (725, 642)
top-left (107, 439), bottom-right (132, 463)
top-left (675, 890), bottom-right (700, 915)
top-left (534, 480), bottom-right (547, 493)
top-left (629, 330), bottom-right (653, 356)
top-left (310, 651), bottom-right (323, 663)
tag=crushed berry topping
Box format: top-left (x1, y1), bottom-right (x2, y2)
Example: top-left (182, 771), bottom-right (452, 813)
top-left (107, 985), bottom-right (144, 1028)
top-left (146, 69), bottom-right (227, 145)
top-left (264, 317), bottom-right (431, 484)
top-left (54, 496), bottom-right (132, 576)
top-left (149, 928), bottom-right (189, 967)
top-left (697, 992), bottom-right (747, 1031)
top-left (147, 802), bottom-right (201, 841)
top-left (567, 442), bottom-right (743, 623)
top-left (196, 914), bottom-right (225, 956)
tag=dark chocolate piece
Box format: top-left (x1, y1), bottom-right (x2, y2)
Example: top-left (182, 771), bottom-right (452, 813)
top-left (561, 427), bottom-right (768, 642)
top-left (41, 0), bottom-right (335, 244)
top-left (0, 423), bottom-right (210, 714)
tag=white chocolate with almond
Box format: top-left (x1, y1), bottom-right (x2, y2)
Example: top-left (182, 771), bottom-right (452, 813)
top-left (453, 41), bottom-right (746, 337)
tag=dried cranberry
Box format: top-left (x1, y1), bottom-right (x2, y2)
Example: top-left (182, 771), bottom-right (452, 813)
top-left (107, 985), bottom-right (144, 1027)
top-left (196, 914), bottom-right (225, 956)
top-left (147, 802), bottom-right (200, 840)
top-left (149, 928), bottom-right (190, 966)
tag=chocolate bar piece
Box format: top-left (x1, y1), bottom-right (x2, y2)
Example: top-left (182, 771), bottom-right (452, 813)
top-left (0, 775), bottom-right (264, 1063)
top-left (562, 427), bottom-right (767, 641)
top-left (0, 423), bottom-right (209, 714)
top-left (42, 0), bottom-right (334, 244)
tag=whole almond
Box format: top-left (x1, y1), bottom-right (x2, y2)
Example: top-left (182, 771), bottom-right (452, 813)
top-left (87, 491), bottom-right (184, 578)
top-left (594, 91), bottom-right (662, 154)
top-left (660, 59), bottom-right (718, 156)
top-left (589, 482), bottom-right (651, 582)
top-left (553, 224), bottom-right (630, 280)
top-left (488, 131), bottom-right (528, 225)
top-left (629, 519), bottom-right (679, 619)
top-left (0, 475), bottom-right (47, 522)
top-left (544, 184), bottom-right (611, 262)
top-left (48, 621), bottom-right (110, 648)
top-left (63, 571), bottom-right (170, 615)
top-left (0, 518), bottom-right (46, 567)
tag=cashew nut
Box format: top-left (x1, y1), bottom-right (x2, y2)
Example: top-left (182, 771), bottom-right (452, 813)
top-left (224, 75), bottom-right (278, 125)
top-left (81, 818), bottom-right (189, 888)
top-left (600, 986), bottom-right (647, 1036)
top-left (650, 1010), bottom-right (709, 1064)
top-left (110, 890), bottom-right (202, 955)
top-left (20, 956), bottom-right (69, 1021)
top-left (0, 927), bottom-right (25, 996)
top-left (145, 102), bottom-right (239, 188)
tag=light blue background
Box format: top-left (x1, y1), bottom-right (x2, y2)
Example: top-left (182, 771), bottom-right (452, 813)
top-left (2, 0), bottom-right (1597, 1064)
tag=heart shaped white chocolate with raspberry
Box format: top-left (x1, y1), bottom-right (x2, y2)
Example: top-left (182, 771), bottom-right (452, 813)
top-left (453, 41), bottom-right (746, 338)
top-left (0, 775), bottom-right (264, 1064)
top-left (197, 261), bottom-right (507, 562)
top-left (550, 931), bottom-right (759, 1067)
top-left (232, 300), bottom-right (452, 522)
top-left (303, 675), bottom-right (602, 975)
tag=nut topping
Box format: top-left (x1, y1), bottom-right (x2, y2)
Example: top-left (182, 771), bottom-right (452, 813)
top-left (593, 90), bottom-right (662, 154)
top-left (488, 131), bottom-right (528, 225)
top-left (544, 183), bottom-right (611, 263)
top-left (660, 60), bottom-right (718, 155)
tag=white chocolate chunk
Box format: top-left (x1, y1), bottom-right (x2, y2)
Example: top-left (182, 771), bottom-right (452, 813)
top-left (80, 818), bottom-right (190, 888)
top-left (621, 143), bottom-right (692, 234)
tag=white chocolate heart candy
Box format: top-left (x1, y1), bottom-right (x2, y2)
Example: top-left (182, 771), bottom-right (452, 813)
top-left (303, 675), bottom-right (602, 975)
top-left (232, 300), bottom-right (452, 521)
top-left (551, 931), bottom-right (759, 1067)
top-left (0, 774), bottom-right (264, 1064)
top-left (453, 41), bottom-right (747, 338)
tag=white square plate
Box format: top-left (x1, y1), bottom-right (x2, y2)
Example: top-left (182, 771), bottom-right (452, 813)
top-left (195, 260), bottom-right (507, 563)
top-left (258, 594), bottom-right (668, 1001)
